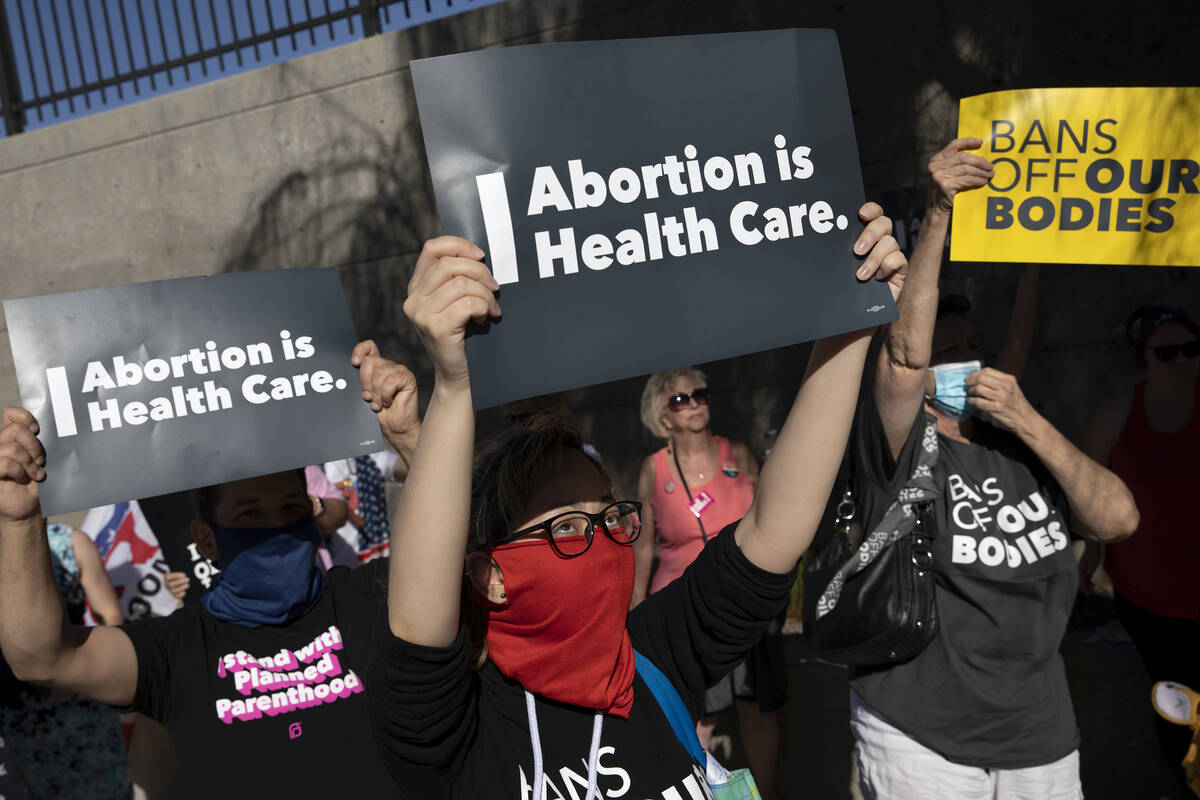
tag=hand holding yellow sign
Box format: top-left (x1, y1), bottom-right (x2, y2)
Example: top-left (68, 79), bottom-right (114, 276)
top-left (951, 87), bottom-right (1200, 267)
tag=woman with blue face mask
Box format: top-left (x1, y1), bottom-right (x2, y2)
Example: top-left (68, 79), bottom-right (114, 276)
top-left (0, 367), bottom-right (423, 796)
top-left (844, 138), bottom-right (1139, 800)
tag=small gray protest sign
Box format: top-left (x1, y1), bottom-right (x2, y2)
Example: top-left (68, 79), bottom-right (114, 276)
top-left (411, 29), bottom-right (897, 409)
top-left (5, 269), bottom-right (381, 515)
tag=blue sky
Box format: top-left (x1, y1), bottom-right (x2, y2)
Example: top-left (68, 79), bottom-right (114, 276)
top-left (1, 0), bottom-right (505, 134)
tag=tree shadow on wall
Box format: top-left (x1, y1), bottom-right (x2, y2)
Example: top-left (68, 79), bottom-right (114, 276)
top-left (218, 87), bottom-right (433, 381)
top-left (217, 0), bottom-right (600, 398)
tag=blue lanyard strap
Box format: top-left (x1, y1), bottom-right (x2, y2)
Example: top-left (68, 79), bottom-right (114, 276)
top-left (633, 648), bottom-right (705, 766)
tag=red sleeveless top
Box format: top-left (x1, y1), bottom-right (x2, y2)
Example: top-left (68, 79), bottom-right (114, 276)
top-left (1105, 379), bottom-right (1200, 618)
top-left (649, 436), bottom-right (756, 594)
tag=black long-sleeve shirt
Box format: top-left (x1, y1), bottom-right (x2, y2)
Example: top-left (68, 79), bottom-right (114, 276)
top-left (367, 526), bottom-right (795, 799)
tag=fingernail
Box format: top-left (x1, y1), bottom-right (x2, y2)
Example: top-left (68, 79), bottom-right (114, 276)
top-left (855, 241), bottom-right (867, 254)
top-left (856, 264), bottom-right (872, 280)
top-left (473, 246), bottom-right (485, 258)
top-left (36, 468), bottom-right (46, 481)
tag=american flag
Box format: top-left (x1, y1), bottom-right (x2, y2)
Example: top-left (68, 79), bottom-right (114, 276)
top-left (79, 502), bottom-right (177, 621)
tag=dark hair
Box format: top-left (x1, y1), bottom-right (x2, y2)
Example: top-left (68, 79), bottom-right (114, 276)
top-left (463, 417), bottom-right (610, 668)
top-left (1126, 303), bottom-right (1200, 369)
top-left (469, 416), bottom-right (611, 553)
top-left (189, 485), bottom-right (222, 527)
top-left (1126, 303), bottom-right (1200, 349)
top-left (188, 468), bottom-right (307, 526)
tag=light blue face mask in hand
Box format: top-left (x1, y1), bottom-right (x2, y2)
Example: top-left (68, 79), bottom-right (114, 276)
top-left (927, 360), bottom-right (983, 422)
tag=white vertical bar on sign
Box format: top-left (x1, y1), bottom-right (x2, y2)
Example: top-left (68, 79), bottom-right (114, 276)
top-left (44, 366), bottom-right (78, 437)
top-left (475, 172), bottom-right (520, 286)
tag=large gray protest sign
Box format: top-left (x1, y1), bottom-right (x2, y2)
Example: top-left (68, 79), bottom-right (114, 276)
top-left (411, 29), bottom-right (897, 409)
top-left (5, 270), bottom-right (382, 515)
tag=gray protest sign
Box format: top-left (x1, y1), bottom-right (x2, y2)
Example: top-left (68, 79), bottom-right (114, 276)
top-left (5, 269), bottom-right (381, 515)
top-left (411, 29), bottom-right (897, 409)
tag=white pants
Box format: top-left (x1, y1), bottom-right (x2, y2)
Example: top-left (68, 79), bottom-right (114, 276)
top-left (850, 690), bottom-right (1083, 800)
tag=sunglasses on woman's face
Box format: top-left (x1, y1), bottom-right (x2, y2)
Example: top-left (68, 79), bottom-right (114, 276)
top-left (667, 388), bottom-right (709, 412)
top-left (1149, 341), bottom-right (1200, 362)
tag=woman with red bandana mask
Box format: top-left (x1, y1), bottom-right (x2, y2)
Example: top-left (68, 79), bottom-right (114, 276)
top-left (360, 202), bottom-right (906, 800)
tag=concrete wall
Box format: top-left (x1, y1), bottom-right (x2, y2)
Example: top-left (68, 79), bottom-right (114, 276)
top-left (3, 0), bottom-right (1199, 506)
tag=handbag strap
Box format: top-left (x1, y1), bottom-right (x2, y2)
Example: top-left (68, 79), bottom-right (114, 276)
top-left (814, 412), bottom-right (941, 619)
top-left (670, 443), bottom-right (709, 543)
top-left (633, 648), bottom-right (705, 766)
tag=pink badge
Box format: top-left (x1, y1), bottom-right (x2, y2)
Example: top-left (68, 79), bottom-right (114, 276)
top-left (689, 490), bottom-right (715, 519)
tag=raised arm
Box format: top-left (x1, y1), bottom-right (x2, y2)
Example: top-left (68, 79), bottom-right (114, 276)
top-left (875, 138), bottom-right (994, 457)
top-left (72, 530), bottom-right (124, 626)
top-left (631, 455), bottom-right (657, 608)
top-left (1075, 392), bottom-right (1135, 589)
top-left (360, 237), bottom-right (500, 648)
top-left (0, 407), bottom-right (138, 706)
top-left (735, 203), bottom-right (906, 573)
top-left (992, 264), bottom-right (1041, 380)
top-left (307, 466), bottom-right (350, 536)
top-left (965, 368), bottom-right (1139, 542)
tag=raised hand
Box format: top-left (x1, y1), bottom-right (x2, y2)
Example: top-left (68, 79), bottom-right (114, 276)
top-left (402, 237), bottom-right (501, 390)
top-left (928, 137), bottom-right (994, 214)
top-left (853, 202), bottom-right (907, 303)
top-left (965, 367), bottom-right (1037, 435)
top-left (164, 571), bottom-right (191, 600)
top-left (352, 339), bottom-right (420, 453)
top-left (0, 407), bottom-right (45, 524)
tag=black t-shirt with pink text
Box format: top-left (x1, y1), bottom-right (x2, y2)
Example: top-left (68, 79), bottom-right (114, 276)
top-left (849, 400), bottom-right (1079, 769)
top-left (121, 560), bottom-right (398, 797)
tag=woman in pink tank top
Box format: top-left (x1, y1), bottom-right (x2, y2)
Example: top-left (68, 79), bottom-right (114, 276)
top-left (633, 367), bottom-right (758, 599)
top-left (633, 366), bottom-right (783, 799)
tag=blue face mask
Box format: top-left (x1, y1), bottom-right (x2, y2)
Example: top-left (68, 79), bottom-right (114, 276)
top-left (927, 360), bottom-right (982, 422)
top-left (201, 515), bottom-right (325, 628)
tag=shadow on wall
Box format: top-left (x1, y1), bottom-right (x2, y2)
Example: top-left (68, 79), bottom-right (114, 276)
top-left (217, 71), bottom-right (433, 380)
top-left (217, 0), bottom-right (577, 417)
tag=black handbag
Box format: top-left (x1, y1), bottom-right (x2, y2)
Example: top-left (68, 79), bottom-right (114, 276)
top-left (801, 414), bottom-right (941, 667)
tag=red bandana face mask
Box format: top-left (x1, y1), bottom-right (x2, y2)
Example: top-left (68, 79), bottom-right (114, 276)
top-left (479, 526), bottom-right (636, 718)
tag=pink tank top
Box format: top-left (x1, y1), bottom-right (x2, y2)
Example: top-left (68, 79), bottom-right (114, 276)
top-left (649, 436), bottom-right (756, 593)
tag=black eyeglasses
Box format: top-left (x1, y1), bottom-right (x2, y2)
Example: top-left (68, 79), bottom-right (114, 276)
top-left (495, 500), bottom-right (642, 558)
top-left (1148, 341), bottom-right (1200, 362)
top-left (667, 388), bottom-right (709, 412)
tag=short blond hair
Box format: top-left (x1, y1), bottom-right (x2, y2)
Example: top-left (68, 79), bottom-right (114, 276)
top-left (640, 367), bottom-right (707, 439)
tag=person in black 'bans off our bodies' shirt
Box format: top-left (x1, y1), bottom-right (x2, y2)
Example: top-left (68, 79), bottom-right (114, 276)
top-left (846, 137), bottom-right (1139, 800)
top-left (0, 345), bottom-right (423, 797)
top-left (363, 202), bottom-right (907, 800)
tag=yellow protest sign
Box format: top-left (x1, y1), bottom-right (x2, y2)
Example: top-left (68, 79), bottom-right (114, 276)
top-left (951, 87), bottom-right (1200, 267)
